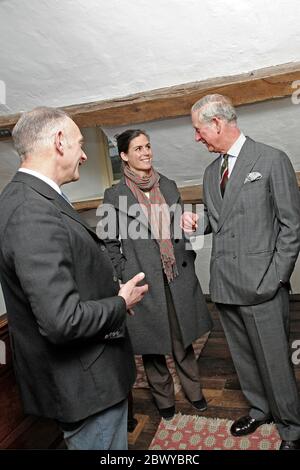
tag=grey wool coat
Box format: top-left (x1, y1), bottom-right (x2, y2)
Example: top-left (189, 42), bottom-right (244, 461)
top-left (101, 174), bottom-right (213, 355)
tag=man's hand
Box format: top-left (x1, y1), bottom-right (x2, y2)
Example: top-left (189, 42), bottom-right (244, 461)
top-left (180, 211), bottom-right (199, 234)
top-left (118, 272), bottom-right (148, 314)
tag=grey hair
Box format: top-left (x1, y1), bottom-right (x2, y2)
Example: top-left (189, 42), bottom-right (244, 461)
top-left (191, 94), bottom-right (237, 124)
top-left (12, 106), bottom-right (69, 159)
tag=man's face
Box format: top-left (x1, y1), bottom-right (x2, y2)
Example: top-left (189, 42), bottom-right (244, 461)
top-left (191, 110), bottom-right (222, 153)
top-left (61, 118), bottom-right (87, 183)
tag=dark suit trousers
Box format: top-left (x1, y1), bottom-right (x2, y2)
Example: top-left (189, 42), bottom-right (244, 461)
top-left (142, 280), bottom-right (203, 409)
top-left (217, 286), bottom-right (300, 441)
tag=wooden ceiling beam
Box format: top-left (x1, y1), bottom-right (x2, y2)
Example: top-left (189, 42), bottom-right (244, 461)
top-left (73, 173), bottom-right (300, 211)
top-left (1, 62), bottom-right (300, 132)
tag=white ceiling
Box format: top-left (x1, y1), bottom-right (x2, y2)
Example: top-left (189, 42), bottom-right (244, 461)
top-left (0, 0), bottom-right (300, 191)
top-left (1, 0), bottom-right (300, 113)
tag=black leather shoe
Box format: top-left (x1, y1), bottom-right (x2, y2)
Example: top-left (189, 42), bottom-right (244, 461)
top-left (191, 397), bottom-right (207, 412)
top-left (230, 415), bottom-right (272, 437)
top-left (279, 439), bottom-right (300, 450)
top-left (159, 405), bottom-right (175, 420)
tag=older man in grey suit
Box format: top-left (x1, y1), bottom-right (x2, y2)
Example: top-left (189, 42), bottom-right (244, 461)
top-left (0, 107), bottom-right (148, 450)
top-left (182, 94), bottom-right (300, 450)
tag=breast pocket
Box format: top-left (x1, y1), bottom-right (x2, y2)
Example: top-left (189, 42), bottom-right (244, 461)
top-left (242, 177), bottom-right (267, 201)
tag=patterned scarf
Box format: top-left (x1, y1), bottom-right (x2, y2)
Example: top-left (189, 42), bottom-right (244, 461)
top-left (123, 164), bottom-right (178, 283)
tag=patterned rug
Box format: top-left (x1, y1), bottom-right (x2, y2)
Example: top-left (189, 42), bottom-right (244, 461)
top-left (133, 333), bottom-right (210, 393)
top-left (149, 414), bottom-right (281, 450)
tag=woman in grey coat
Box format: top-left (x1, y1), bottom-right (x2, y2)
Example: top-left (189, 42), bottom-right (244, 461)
top-left (101, 129), bottom-right (212, 419)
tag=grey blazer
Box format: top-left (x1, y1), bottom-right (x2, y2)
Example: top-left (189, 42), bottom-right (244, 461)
top-left (202, 137), bottom-right (300, 305)
top-left (0, 172), bottom-right (135, 422)
top-left (102, 174), bottom-right (212, 355)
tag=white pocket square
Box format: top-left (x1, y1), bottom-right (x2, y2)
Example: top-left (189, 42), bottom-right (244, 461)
top-left (244, 172), bottom-right (262, 184)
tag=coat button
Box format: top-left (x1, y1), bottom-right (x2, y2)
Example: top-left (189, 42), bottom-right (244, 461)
top-left (182, 261), bottom-right (187, 267)
top-left (100, 245), bottom-right (106, 251)
top-left (113, 276), bottom-right (118, 282)
top-left (233, 255), bottom-right (237, 259)
top-left (231, 233), bottom-right (235, 238)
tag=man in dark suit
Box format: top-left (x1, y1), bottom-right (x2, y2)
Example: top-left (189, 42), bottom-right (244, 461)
top-left (0, 107), bottom-right (148, 450)
top-left (182, 94), bottom-right (300, 450)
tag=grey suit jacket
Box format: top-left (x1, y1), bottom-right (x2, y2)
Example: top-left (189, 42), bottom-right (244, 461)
top-left (0, 172), bottom-right (136, 422)
top-left (202, 137), bottom-right (300, 305)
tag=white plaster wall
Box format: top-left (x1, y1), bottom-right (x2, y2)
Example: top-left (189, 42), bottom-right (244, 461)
top-left (62, 127), bottom-right (110, 201)
top-left (103, 96), bottom-right (300, 293)
top-left (0, 128), bottom-right (110, 201)
top-left (1, 97), bottom-right (299, 300)
top-left (0, 0), bottom-right (300, 113)
top-left (2, 96), bottom-right (299, 193)
top-left (103, 96), bottom-right (300, 184)
top-left (0, 142), bottom-right (20, 193)
top-left (1, 0), bottom-right (300, 310)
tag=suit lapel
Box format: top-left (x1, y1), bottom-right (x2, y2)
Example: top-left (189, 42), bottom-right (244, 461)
top-left (114, 176), bottom-right (139, 208)
top-left (217, 137), bottom-right (261, 232)
top-left (53, 197), bottom-right (99, 239)
top-left (207, 156), bottom-right (223, 215)
top-left (13, 172), bottom-right (99, 240)
top-left (113, 177), bottom-right (150, 231)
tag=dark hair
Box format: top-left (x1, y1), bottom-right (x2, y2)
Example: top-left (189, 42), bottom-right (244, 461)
top-left (115, 129), bottom-right (149, 155)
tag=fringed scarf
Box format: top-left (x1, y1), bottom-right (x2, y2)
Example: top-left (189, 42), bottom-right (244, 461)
top-left (123, 164), bottom-right (178, 283)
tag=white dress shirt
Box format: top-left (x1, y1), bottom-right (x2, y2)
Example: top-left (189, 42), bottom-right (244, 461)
top-left (18, 168), bottom-right (62, 195)
top-left (221, 132), bottom-right (246, 177)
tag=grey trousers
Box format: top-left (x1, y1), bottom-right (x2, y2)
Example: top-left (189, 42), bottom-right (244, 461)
top-left (217, 286), bottom-right (300, 441)
top-left (142, 282), bottom-right (203, 409)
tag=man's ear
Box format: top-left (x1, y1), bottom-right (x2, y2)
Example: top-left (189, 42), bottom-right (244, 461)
top-left (212, 117), bottom-right (222, 134)
top-left (55, 130), bottom-right (64, 154)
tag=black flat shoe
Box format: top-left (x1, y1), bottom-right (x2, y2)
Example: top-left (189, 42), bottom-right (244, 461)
top-left (230, 415), bottom-right (272, 437)
top-left (191, 397), bottom-right (207, 412)
top-left (158, 405), bottom-right (175, 420)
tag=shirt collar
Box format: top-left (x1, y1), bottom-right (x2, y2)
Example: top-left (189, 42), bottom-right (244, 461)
top-left (18, 168), bottom-right (62, 194)
top-left (226, 132), bottom-right (246, 158)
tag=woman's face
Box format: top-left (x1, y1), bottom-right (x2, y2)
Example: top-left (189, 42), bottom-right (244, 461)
top-left (121, 134), bottom-right (153, 176)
